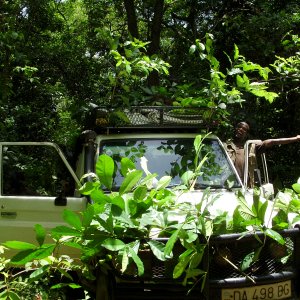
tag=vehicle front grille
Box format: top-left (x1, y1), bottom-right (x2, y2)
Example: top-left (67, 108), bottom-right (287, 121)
top-left (209, 236), bottom-right (294, 280)
top-left (113, 229), bottom-right (299, 284)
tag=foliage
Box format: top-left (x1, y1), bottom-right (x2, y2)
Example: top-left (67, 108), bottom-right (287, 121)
top-left (1, 0), bottom-right (300, 184)
top-left (271, 33), bottom-right (300, 94)
top-left (189, 34), bottom-right (278, 105)
top-left (167, 33), bottom-right (279, 129)
top-left (2, 135), bottom-right (300, 298)
top-left (108, 38), bottom-right (170, 106)
top-left (1, 1), bottom-right (300, 296)
top-left (0, 246), bottom-right (77, 300)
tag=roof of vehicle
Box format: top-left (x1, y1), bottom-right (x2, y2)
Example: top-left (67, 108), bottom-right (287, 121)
top-left (88, 106), bottom-right (218, 133)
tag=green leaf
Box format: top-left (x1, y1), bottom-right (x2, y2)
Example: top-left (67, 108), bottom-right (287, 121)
top-left (97, 212), bottom-right (114, 234)
top-left (90, 189), bottom-right (111, 204)
top-left (249, 82), bottom-right (268, 90)
top-left (189, 44), bottom-right (196, 54)
top-left (96, 154), bottom-right (115, 189)
top-left (111, 195), bottom-right (125, 210)
top-left (250, 90), bottom-right (278, 103)
top-left (164, 228), bottom-right (180, 257)
top-left (82, 204), bottom-right (96, 227)
top-left (210, 56), bottom-right (220, 69)
top-left (264, 91), bottom-right (279, 103)
top-left (258, 67), bottom-right (270, 80)
top-left (292, 183), bottom-right (300, 194)
top-left (272, 210), bottom-right (288, 229)
top-left (173, 250), bottom-right (192, 279)
top-left (156, 176), bottom-right (172, 190)
top-left (199, 53), bottom-right (207, 60)
top-left (28, 265), bottom-right (49, 282)
top-left (240, 251), bottom-right (255, 271)
top-left (185, 231), bottom-right (198, 243)
top-left (125, 198), bottom-right (137, 216)
top-left (56, 267), bottom-right (74, 281)
top-left (6, 291), bottom-right (20, 300)
top-left (125, 63), bottom-right (131, 74)
top-left (162, 66), bottom-right (169, 75)
top-left (289, 199), bottom-right (300, 212)
top-left (241, 62), bottom-right (260, 72)
top-left (228, 68), bottom-right (243, 76)
top-left (181, 171), bottom-right (194, 186)
top-left (2, 241), bottom-right (36, 250)
top-left (147, 240), bottom-right (166, 261)
top-left (189, 251), bottom-right (204, 269)
top-left (10, 245), bottom-right (55, 265)
top-left (119, 170), bottom-right (143, 195)
top-left (102, 238), bottom-right (125, 251)
top-left (236, 74), bottom-right (245, 88)
top-left (63, 209), bottom-right (82, 230)
top-left (51, 226), bottom-right (81, 238)
top-left (253, 246), bottom-right (263, 262)
top-left (205, 34), bottom-right (213, 54)
top-left (133, 186), bottom-right (148, 201)
top-left (292, 215), bottom-right (300, 225)
top-left (79, 181), bottom-right (97, 195)
top-left (121, 248), bottom-right (129, 273)
top-left (196, 40), bottom-right (205, 51)
top-left (128, 246), bottom-right (144, 276)
top-left (120, 157), bottom-right (136, 176)
top-left (64, 241), bottom-right (83, 250)
top-left (265, 228), bottom-right (285, 245)
top-left (124, 49), bottom-right (132, 58)
top-left (258, 200), bottom-right (268, 224)
top-left (186, 268), bottom-right (206, 279)
top-left (237, 191), bottom-right (256, 218)
top-left (34, 224), bottom-right (46, 246)
top-left (140, 173), bottom-right (158, 188)
top-left (233, 44), bottom-right (239, 60)
top-left (51, 283), bottom-right (81, 289)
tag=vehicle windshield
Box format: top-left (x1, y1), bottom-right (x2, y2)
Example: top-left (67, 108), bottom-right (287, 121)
top-left (100, 138), bottom-right (241, 190)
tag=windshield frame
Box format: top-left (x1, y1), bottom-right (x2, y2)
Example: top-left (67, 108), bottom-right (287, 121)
top-left (97, 134), bottom-right (242, 190)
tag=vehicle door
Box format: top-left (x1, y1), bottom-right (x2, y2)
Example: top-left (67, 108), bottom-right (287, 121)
top-left (244, 140), bottom-right (274, 198)
top-left (0, 142), bottom-right (87, 247)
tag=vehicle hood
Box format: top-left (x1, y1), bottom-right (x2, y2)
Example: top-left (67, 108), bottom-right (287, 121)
top-left (171, 188), bottom-right (275, 228)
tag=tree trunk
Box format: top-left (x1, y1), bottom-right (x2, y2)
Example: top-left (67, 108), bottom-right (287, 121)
top-left (148, 0), bottom-right (165, 86)
top-left (124, 0), bottom-right (139, 39)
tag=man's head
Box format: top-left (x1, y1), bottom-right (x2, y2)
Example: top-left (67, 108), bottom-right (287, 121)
top-left (234, 121), bottom-right (250, 142)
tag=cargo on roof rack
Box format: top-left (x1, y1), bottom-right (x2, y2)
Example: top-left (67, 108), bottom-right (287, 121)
top-left (90, 106), bottom-right (213, 130)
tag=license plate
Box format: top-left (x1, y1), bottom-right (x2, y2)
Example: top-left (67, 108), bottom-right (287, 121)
top-left (221, 280), bottom-right (291, 300)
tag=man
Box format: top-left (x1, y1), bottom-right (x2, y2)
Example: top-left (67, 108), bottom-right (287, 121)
top-left (224, 121), bottom-right (300, 184)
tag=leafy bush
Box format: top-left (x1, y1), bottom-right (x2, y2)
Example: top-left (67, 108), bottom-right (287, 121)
top-left (2, 135), bottom-right (300, 299)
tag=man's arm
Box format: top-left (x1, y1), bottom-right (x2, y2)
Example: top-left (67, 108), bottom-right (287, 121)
top-left (258, 135), bottom-right (300, 153)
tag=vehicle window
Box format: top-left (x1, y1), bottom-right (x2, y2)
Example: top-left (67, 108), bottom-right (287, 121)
top-left (100, 138), bottom-right (241, 189)
top-left (1, 145), bottom-right (74, 196)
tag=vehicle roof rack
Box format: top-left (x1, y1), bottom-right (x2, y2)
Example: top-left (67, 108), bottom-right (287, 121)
top-left (89, 106), bottom-right (215, 133)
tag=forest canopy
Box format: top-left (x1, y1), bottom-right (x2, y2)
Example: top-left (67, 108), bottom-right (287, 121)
top-left (1, 0), bottom-right (300, 185)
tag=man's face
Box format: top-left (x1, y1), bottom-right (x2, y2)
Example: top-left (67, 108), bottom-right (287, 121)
top-left (235, 122), bottom-right (249, 140)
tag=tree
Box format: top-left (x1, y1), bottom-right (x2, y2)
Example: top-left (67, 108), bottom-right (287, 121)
top-left (1, 0), bottom-right (300, 185)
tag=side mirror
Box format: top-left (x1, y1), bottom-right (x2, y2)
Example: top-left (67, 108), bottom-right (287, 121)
top-left (54, 195), bottom-right (67, 206)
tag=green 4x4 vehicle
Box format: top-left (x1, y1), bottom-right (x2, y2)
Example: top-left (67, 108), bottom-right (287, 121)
top-left (1, 106), bottom-right (300, 300)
